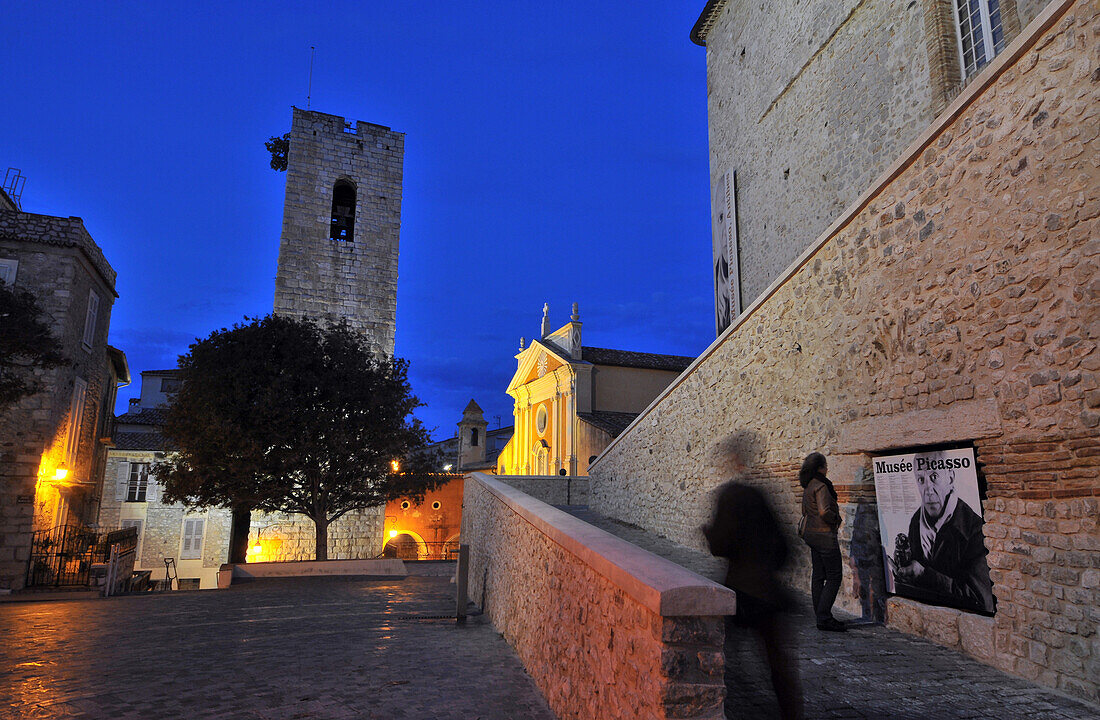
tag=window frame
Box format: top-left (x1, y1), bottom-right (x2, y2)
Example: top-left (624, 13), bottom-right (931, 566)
top-left (952, 0), bottom-right (1004, 79)
top-left (0, 258), bottom-right (18, 285)
top-left (126, 462), bottom-right (150, 503)
top-left (180, 518), bottom-right (205, 560)
top-left (81, 289), bottom-right (100, 352)
top-left (65, 378), bottom-right (88, 466)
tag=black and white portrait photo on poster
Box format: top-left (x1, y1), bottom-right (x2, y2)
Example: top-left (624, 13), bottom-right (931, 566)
top-left (872, 447), bottom-right (996, 615)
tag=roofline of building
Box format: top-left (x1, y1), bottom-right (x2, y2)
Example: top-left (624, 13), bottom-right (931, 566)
top-left (690, 0), bottom-right (727, 46)
top-left (107, 346), bottom-right (131, 387)
top-left (0, 210), bottom-right (119, 297)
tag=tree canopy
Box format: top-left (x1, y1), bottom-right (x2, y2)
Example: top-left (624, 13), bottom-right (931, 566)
top-left (157, 314), bottom-right (440, 560)
top-left (0, 283), bottom-right (66, 410)
top-left (265, 133), bottom-right (289, 172)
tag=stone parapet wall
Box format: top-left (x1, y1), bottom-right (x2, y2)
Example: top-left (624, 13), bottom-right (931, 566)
top-left (494, 474), bottom-right (590, 506)
top-left (461, 472), bottom-right (736, 720)
top-left (592, 0), bottom-right (1097, 702)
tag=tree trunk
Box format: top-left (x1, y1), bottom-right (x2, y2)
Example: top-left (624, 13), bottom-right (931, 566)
top-left (228, 504), bottom-right (252, 564)
top-left (314, 516), bottom-right (329, 561)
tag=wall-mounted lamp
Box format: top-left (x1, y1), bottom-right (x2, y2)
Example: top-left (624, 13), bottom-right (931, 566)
top-left (390, 459), bottom-right (400, 473)
top-left (53, 465), bottom-right (69, 481)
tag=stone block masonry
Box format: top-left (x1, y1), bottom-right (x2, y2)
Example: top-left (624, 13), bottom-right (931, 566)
top-left (273, 108), bottom-right (403, 356)
top-left (593, 0), bottom-right (1098, 703)
top-left (462, 473), bottom-right (736, 720)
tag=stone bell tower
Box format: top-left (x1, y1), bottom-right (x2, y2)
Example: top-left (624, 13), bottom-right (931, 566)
top-left (273, 107), bottom-right (404, 355)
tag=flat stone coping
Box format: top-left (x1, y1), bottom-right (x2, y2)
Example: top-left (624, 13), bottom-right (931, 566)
top-left (469, 472), bottom-right (736, 617)
top-left (220, 558), bottom-right (407, 586)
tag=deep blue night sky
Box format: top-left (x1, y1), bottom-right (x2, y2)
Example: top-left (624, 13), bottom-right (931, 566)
top-left (2, 2), bottom-right (714, 441)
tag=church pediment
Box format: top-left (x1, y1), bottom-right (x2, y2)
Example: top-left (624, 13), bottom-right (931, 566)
top-left (506, 341), bottom-right (571, 395)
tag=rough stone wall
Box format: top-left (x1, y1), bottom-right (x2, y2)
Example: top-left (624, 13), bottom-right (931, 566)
top-left (0, 214), bottom-right (116, 590)
top-left (462, 476), bottom-right (727, 720)
top-left (706, 0), bottom-right (934, 307)
top-left (595, 0), bottom-right (1097, 701)
top-left (273, 108), bottom-right (403, 355)
top-left (247, 507), bottom-right (384, 562)
top-left (495, 474), bottom-right (590, 506)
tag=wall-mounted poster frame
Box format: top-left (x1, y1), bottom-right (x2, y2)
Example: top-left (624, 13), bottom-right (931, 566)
top-left (872, 444), bottom-right (996, 615)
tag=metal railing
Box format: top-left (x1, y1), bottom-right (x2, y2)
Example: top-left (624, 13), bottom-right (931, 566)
top-left (25, 525), bottom-right (138, 589)
top-left (381, 539), bottom-right (461, 561)
top-left (25, 525), bottom-right (105, 588)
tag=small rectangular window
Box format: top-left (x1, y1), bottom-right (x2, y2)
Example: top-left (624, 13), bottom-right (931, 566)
top-left (160, 377), bottom-right (181, 393)
top-left (82, 290), bottom-right (100, 351)
top-left (126, 463), bottom-right (149, 502)
top-left (0, 258), bottom-right (17, 285)
top-left (181, 518), bottom-right (204, 560)
top-left (953, 0), bottom-right (1005, 79)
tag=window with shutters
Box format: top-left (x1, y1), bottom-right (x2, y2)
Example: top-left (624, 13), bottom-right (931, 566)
top-left (82, 290), bottom-right (100, 351)
top-left (65, 378), bottom-right (88, 465)
top-left (126, 463), bottom-right (150, 502)
top-left (181, 518), bottom-right (204, 560)
top-left (953, 0), bottom-right (1005, 79)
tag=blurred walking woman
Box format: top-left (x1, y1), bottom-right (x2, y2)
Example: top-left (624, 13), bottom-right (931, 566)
top-left (799, 452), bottom-right (845, 631)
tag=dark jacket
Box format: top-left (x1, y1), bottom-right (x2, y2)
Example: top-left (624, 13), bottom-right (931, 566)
top-left (897, 498), bottom-right (996, 614)
top-left (801, 473), bottom-right (840, 542)
top-left (704, 482), bottom-right (791, 620)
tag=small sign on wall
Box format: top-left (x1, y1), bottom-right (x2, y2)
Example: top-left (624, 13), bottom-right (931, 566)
top-left (16, 495), bottom-right (33, 504)
top-left (872, 447), bottom-right (996, 615)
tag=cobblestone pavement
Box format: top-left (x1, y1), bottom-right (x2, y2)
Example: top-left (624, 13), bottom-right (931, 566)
top-left (0, 573), bottom-right (554, 720)
top-left (565, 507), bottom-right (1099, 720)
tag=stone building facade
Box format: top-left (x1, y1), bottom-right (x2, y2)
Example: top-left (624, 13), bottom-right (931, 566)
top-left (96, 370), bottom-right (232, 589)
top-left (497, 304), bottom-right (695, 476)
top-left (0, 205), bottom-right (124, 591)
top-left (593, 0), bottom-right (1097, 701)
top-left (699, 0), bottom-right (1053, 327)
top-left (263, 107), bottom-right (407, 561)
top-left (273, 107), bottom-right (404, 355)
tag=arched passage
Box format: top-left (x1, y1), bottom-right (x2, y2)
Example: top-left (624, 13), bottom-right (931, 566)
top-left (383, 530), bottom-right (427, 560)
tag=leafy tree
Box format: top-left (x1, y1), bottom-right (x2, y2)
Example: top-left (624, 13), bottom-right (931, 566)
top-left (265, 133), bottom-right (289, 172)
top-left (0, 283), bottom-right (66, 410)
top-left (157, 314), bottom-right (439, 562)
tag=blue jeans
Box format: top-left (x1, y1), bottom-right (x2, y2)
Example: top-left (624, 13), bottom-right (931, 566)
top-left (807, 535), bottom-right (842, 624)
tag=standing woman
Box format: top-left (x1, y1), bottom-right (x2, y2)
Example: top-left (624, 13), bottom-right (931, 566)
top-left (800, 452), bottom-right (846, 631)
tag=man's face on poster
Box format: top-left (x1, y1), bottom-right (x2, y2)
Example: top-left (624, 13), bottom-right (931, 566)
top-left (917, 467), bottom-right (954, 523)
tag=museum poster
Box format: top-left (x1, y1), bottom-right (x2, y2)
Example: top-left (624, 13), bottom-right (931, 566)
top-left (872, 447), bottom-right (997, 615)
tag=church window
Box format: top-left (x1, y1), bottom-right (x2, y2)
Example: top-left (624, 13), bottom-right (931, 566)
top-left (953, 0), bottom-right (1004, 79)
top-left (536, 405), bottom-right (548, 436)
top-left (471, 428), bottom-right (479, 447)
top-left (330, 180), bottom-right (356, 241)
top-left (126, 463), bottom-right (150, 502)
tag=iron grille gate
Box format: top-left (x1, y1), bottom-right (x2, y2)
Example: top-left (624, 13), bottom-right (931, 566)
top-left (25, 524), bottom-right (108, 588)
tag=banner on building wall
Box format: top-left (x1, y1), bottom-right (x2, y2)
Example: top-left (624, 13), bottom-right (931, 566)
top-left (872, 447), bottom-right (996, 615)
top-left (712, 169), bottom-right (741, 336)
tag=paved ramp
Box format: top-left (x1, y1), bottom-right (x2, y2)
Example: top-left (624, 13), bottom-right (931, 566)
top-left (565, 507), bottom-right (1098, 720)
